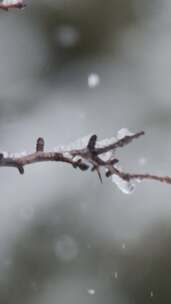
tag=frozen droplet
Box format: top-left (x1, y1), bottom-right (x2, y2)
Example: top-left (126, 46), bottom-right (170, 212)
top-left (55, 235), bottom-right (79, 262)
top-left (88, 74), bottom-right (100, 88)
top-left (117, 128), bottom-right (134, 140)
top-left (55, 25), bottom-right (80, 48)
top-left (112, 174), bottom-right (135, 194)
top-left (87, 289), bottom-right (95, 295)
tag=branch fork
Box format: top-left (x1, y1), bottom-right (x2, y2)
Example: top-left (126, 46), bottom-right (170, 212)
top-left (1, 130), bottom-right (171, 193)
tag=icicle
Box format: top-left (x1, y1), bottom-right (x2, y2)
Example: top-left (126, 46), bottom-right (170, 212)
top-left (112, 174), bottom-right (135, 194)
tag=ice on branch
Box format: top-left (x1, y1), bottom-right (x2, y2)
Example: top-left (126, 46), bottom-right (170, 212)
top-left (112, 173), bottom-right (135, 194)
top-left (69, 135), bottom-right (92, 150)
top-left (1, 151), bottom-right (9, 158)
top-left (0, 129), bottom-right (171, 194)
top-left (0, 0), bottom-right (26, 10)
top-left (96, 136), bottom-right (116, 161)
top-left (53, 135), bottom-right (92, 152)
top-left (117, 128), bottom-right (135, 140)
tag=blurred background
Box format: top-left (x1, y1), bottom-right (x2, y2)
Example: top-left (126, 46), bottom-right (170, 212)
top-left (1, 0), bottom-right (171, 303)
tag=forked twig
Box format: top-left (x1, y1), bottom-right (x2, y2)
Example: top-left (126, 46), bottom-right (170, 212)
top-left (0, 131), bottom-right (171, 190)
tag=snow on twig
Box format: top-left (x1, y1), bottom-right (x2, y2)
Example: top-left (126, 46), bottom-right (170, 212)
top-left (0, 129), bottom-right (171, 193)
top-left (0, 0), bottom-right (26, 11)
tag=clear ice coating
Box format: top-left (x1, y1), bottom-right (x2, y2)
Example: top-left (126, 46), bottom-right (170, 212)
top-left (53, 135), bottom-right (92, 152)
top-left (96, 137), bottom-right (116, 161)
top-left (52, 128), bottom-right (140, 193)
top-left (117, 128), bottom-right (134, 140)
top-left (53, 129), bottom-right (133, 154)
top-left (112, 174), bottom-right (135, 194)
top-left (1, 0), bottom-right (23, 5)
top-left (69, 135), bottom-right (92, 150)
top-left (69, 135), bottom-right (117, 161)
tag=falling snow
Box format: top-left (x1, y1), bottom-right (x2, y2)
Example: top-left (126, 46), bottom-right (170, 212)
top-left (113, 271), bottom-right (118, 279)
top-left (122, 243), bottom-right (126, 249)
top-left (55, 235), bottom-right (79, 262)
top-left (150, 290), bottom-right (154, 298)
top-left (88, 73), bottom-right (100, 88)
top-left (87, 289), bottom-right (96, 295)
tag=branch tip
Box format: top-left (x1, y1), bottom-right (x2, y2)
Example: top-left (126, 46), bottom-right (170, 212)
top-left (36, 137), bottom-right (45, 152)
top-left (87, 134), bottom-right (97, 152)
top-left (18, 166), bottom-right (24, 175)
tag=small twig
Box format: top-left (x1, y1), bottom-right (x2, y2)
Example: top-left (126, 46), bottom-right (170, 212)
top-left (36, 137), bottom-right (45, 152)
top-left (0, 131), bottom-right (171, 191)
top-left (95, 131), bottom-right (145, 155)
top-left (0, 1), bottom-right (26, 11)
top-left (120, 172), bottom-right (171, 184)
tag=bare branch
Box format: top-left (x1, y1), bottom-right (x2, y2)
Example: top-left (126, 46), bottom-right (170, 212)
top-left (0, 131), bottom-right (171, 192)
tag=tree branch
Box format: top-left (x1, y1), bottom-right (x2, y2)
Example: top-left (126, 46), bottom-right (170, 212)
top-left (1, 131), bottom-right (171, 191)
top-left (0, 1), bottom-right (26, 11)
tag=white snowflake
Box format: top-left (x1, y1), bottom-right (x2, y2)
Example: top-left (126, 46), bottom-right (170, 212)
top-left (87, 289), bottom-right (96, 295)
top-left (88, 73), bottom-right (100, 88)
